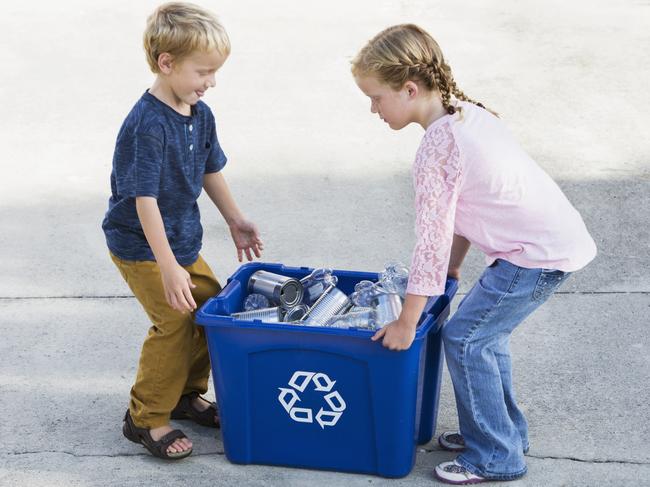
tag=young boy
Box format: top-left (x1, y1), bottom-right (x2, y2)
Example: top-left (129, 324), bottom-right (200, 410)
top-left (102, 2), bottom-right (263, 460)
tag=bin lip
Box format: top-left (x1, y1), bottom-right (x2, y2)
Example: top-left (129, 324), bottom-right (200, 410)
top-left (195, 262), bottom-right (457, 340)
top-left (195, 304), bottom-right (438, 340)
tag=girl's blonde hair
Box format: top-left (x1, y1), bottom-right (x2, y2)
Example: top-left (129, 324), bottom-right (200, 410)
top-left (351, 24), bottom-right (494, 115)
top-left (143, 2), bottom-right (230, 74)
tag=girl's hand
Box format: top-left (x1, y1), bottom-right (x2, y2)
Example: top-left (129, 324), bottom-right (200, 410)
top-left (371, 319), bottom-right (417, 351)
top-left (447, 267), bottom-right (461, 280)
top-left (160, 261), bottom-right (197, 313)
top-left (229, 219), bottom-right (264, 262)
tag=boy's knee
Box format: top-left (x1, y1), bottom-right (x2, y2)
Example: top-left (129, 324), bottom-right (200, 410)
top-left (147, 310), bottom-right (195, 337)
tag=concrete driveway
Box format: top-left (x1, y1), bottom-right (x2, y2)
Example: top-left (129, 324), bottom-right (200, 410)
top-left (1, 0), bottom-right (648, 485)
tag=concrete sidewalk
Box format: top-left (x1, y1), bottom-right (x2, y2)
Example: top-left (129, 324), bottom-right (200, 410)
top-left (1, 0), bottom-right (649, 486)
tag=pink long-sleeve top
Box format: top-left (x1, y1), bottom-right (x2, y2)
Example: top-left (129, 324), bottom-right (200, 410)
top-left (407, 101), bottom-right (597, 296)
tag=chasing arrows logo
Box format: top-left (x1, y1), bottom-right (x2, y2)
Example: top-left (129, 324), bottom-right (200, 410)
top-left (278, 371), bottom-right (347, 429)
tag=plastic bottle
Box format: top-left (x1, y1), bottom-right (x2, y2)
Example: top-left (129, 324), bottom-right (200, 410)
top-left (300, 268), bottom-right (339, 305)
top-left (326, 308), bottom-right (378, 330)
top-left (243, 293), bottom-right (270, 311)
top-left (378, 262), bottom-right (409, 299)
top-left (349, 280), bottom-right (379, 307)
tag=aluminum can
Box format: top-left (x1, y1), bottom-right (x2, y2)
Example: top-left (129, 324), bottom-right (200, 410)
top-left (302, 286), bottom-right (351, 326)
top-left (231, 306), bottom-right (283, 323)
top-left (248, 270), bottom-right (304, 309)
top-left (283, 304), bottom-right (310, 322)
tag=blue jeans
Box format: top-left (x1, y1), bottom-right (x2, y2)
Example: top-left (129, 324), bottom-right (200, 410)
top-left (442, 259), bottom-right (571, 480)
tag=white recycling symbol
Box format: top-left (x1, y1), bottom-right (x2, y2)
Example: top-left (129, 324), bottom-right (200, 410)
top-left (278, 371), bottom-right (347, 429)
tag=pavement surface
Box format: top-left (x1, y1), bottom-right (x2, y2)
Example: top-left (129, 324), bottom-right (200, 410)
top-left (1, 0), bottom-right (649, 486)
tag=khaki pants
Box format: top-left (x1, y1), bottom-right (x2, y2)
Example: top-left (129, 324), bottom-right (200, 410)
top-left (110, 252), bottom-right (221, 428)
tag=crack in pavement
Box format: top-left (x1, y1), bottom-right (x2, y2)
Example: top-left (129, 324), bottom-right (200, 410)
top-left (418, 448), bottom-right (650, 466)
top-left (7, 449), bottom-right (649, 466)
top-left (5, 450), bottom-right (224, 458)
top-left (525, 454), bottom-right (650, 466)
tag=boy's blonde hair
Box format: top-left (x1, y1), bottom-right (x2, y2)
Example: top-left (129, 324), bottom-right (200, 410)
top-left (351, 24), bottom-right (493, 115)
top-left (144, 2), bottom-right (230, 73)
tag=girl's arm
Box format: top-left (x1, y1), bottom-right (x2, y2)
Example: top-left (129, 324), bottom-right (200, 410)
top-left (375, 126), bottom-right (463, 351)
top-left (135, 196), bottom-right (197, 313)
top-left (371, 293), bottom-right (428, 350)
top-left (448, 234), bottom-right (471, 279)
top-left (203, 171), bottom-right (264, 262)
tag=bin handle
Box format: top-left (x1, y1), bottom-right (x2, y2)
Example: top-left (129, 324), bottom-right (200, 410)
top-left (198, 278), bottom-right (242, 317)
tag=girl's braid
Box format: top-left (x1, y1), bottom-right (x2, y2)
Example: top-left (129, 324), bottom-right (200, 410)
top-left (449, 78), bottom-right (486, 110)
top-left (402, 61), bottom-right (454, 113)
top-left (398, 57), bottom-right (496, 116)
top-left (443, 64), bottom-right (497, 115)
top-left (433, 62), bottom-right (456, 114)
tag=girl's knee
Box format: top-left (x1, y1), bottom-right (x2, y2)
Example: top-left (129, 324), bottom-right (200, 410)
top-left (442, 322), bottom-right (463, 349)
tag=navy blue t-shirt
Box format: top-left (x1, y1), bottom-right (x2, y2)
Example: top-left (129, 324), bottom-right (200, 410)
top-left (102, 91), bottom-right (227, 265)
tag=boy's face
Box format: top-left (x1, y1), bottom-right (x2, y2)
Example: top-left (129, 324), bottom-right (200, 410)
top-left (167, 50), bottom-right (227, 106)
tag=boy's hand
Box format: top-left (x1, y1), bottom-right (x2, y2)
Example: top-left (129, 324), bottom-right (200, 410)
top-left (371, 319), bottom-right (416, 351)
top-left (160, 261), bottom-right (197, 313)
top-left (229, 219), bottom-right (264, 262)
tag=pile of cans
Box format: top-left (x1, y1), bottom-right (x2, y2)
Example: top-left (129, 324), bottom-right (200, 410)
top-left (229, 263), bottom-right (409, 331)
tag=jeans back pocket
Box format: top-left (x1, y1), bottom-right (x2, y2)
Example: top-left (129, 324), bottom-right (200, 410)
top-left (532, 269), bottom-right (570, 302)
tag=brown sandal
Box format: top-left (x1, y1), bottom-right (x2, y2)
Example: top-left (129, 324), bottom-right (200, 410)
top-left (122, 410), bottom-right (192, 460)
top-left (171, 392), bottom-right (220, 428)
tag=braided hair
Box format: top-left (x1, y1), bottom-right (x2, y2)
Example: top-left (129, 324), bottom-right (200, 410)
top-left (351, 24), bottom-right (496, 116)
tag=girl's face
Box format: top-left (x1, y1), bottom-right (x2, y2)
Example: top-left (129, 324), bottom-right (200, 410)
top-left (355, 75), bottom-right (414, 130)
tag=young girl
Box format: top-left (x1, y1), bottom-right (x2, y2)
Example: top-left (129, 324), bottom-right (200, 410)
top-left (353, 25), bottom-right (596, 484)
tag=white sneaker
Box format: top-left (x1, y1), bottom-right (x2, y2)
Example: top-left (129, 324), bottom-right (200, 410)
top-left (438, 431), bottom-right (466, 452)
top-left (434, 460), bottom-right (487, 485)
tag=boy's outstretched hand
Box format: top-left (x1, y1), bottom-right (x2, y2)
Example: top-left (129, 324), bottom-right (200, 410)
top-left (372, 319), bottom-right (416, 351)
top-left (229, 219), bottom-right (264, 262)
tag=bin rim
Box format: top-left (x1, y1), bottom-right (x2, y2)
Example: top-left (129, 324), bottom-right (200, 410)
top-left (195, 262), bottom-right (457, 341)
top-left (196, 304), bottom-right (438, 341)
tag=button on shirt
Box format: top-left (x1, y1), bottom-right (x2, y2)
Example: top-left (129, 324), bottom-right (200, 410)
top-left (102, 91), bottom-right (227, 265)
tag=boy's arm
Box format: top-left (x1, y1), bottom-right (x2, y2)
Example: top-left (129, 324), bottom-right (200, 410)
top-left (135, 196), bottom-right (197, 313)
top-left (203, 171), bottom-right (263, 262)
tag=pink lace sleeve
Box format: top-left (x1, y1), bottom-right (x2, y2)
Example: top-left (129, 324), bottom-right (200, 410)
top-left (406, 123), bottom-right (462, 296)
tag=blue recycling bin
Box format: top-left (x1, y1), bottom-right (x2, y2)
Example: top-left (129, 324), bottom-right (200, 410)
top-left (195, 262), bottom-right (457, 478)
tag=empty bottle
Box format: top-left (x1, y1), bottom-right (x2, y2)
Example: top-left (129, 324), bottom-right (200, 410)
top-left (243, 293), bottom-right (270, 311)
top-left (348, 306), bottom-right (374, 314)
top-left (378, 262), bottom-right (409, 299)
top-left (300, 268), bottom-right (338, 305)
top-left (349, 280), bottom-right (380, 307)
top-left (326, 308), bottom-right (377, 330)
top-left (375, 293), bottom-right (403, 327)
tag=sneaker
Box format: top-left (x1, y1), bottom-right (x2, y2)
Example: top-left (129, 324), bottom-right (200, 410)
top-left (438, 431), bottom-right (466, 452)
top-left (434, 460), bottom-right (487, 485)
top-left (439, 431), bottom-right (530, 455)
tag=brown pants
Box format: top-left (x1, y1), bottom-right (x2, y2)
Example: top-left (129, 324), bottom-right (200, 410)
top-left (110, 252), bottom-right (221, 428)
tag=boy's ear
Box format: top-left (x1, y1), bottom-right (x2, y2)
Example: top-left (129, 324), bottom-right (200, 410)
top-left (157, 52), bottom-right (175, 75)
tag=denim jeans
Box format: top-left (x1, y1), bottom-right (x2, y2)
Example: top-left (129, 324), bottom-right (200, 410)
top-left (442, 258), bottom-right (571, 480)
